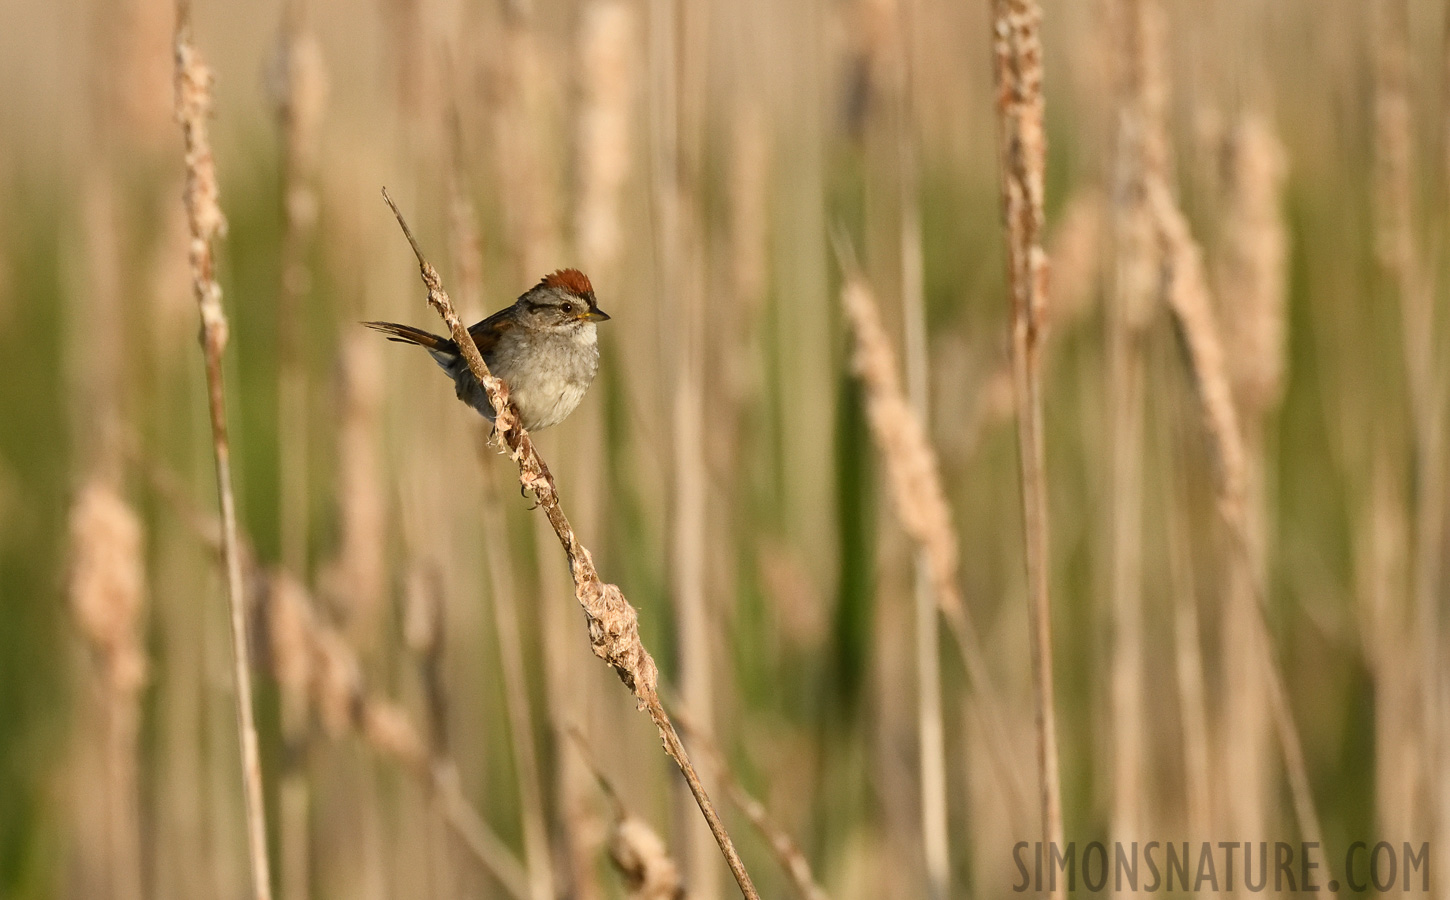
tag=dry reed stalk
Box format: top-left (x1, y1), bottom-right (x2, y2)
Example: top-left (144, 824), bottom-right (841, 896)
top-left (1045, 188), bottom-right (1103, 332)
top-left (1214, 115), bottom-right (1288, 417)
top-left (381, 189), bottom-right (761, 900)
top-left (575, 0), bottom-right (635, 277)
top-left (669, 162), bottom-right (717, 900)
top-left (729, 105), bottom-right (769, 325)
top-left (836, 263), bottom-right (1026, 815)
top-left (315, 333), bottom-right (386, 899)
top-left (672, 706), bottom-right (831, 900)
top-left (111, 0), bottom-right (174, 155)
top-left (990, 5), bottom-right (1064, 894)
top-left (76, 178), bottom-right (126, 473)
top-left (1374, 0), bottom-right (1444, 851)
top-left (68, 479), bottom-right (147, 900)
top-left (144, 182), bottom-right (197, 364)
top-left (1149, 181), bottom-right (1334, 892)
top-left (721, 101), bottom-right (771, 424)
top-left (1437, 8), bottom-right (1450, 877)
top-left (492, 6), bottom-right (560, 282)
top-left (649, 2), bottom-right (718, 893)
top-left (172, 14), bottom-right (273, 900)
top-left (887, 2), bottom-right (949, 893)
top-left (260, 569), bottom-right (531, 900)
top-left (1357, 461), bottom-right (1417, 840)
top-left (1212, 111), bottom-right (1289, 860)
top-left (1163, 458), bottom-right (1212, 841)
top-left (569, 13), bottom-right (633, 892)
top-left (445, 104), bottom-right (484, 318)
top-left (383, 0), bottom-right (424, 122)
top-left (322, 334), bottom-right (387, 649)
top-left (403, 562), bottom-right (458, 898)
top-left (403, 563), bottom-right (450, 757)
top-left (1105, 0), bottom-right (1167, 852)
top-left (477, 462), bottom-right (556, 900)
top-left (268, 0), bottom-right (327, 581)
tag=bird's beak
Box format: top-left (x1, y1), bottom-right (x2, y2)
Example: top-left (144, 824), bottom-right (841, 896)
top-left (584, 308), bottom-right (611, 322)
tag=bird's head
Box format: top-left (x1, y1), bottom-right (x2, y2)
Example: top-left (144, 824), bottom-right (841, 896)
top-left (517, 269), bottom-right (611, 333)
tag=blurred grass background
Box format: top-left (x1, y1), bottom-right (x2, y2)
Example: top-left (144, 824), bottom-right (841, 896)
top-left (0, 1), bottom-right (1447, 898)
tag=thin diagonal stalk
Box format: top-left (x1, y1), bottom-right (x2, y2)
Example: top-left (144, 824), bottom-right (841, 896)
top-left (381, 189), bottom-right (761, 900)
top-left (1105, 0), bottom-right (1163, 851)
top-left (269, 14), bottom-right (325, 896)
top-left (990, 7), bottom-right (1065, 899)
top-left (891, 1), bottom-right (948, 893)
top-left (1375, 0), bottom-right (1444, 849)
top-left (671, 704), bottom-right (831, 900)
top-left (833, 256), bottom-right (1026, 819)
top-left (1150, 182), bottom-right (1334, 895)
top-left (173, 10), bottom-right (273, 900)
top-left (477, 462), bottom-right (555, 900)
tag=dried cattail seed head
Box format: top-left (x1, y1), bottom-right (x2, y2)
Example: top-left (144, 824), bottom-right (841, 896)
top-left (1214, 114), bottom-right (1288, 417)
top-left (609, 816), bottom-right (686, 900)
top-left (68, 479), bottom-right (147, 695)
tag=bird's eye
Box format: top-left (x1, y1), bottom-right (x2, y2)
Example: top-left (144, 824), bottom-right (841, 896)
top-left (561, 302), bottom-right (575, 315)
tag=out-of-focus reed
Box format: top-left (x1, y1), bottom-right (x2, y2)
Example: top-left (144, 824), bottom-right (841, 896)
top-left (173, 13), bottom-right (273, 900)
top-left (989, 7), bottom-right (1064, 900)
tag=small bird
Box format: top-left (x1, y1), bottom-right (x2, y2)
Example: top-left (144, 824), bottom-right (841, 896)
top-left (365, 268), bottom-right (610, 431)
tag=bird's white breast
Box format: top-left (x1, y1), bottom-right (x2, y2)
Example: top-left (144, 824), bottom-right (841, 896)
top-left (490, 322), bottom-right (600, 430)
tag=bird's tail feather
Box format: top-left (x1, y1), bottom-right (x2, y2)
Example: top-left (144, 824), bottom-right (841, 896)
top-left (362, 321), bottom-right (455, 352)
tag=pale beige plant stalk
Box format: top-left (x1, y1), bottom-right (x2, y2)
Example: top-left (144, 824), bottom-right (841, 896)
top-left (575, 0), bottom-right (635, 277)
top-left (401, 563), bottom-right (460, 898)
top-left (673, 706), bottom-right (832, 900)
top-left (568, 13), bottom-right (633, 891)
top-left (264, 45), bottom-right (326, 887)
top-left (1105, 0), bottom-right (1166, 852)
top-left (1163, 452), bottom-right (1212, 841)
top-left (990, 6), bottom-right (1064, 898)
top-left (402, 564), bottom-right (449, 754)
top-left (1356, 460), bottom-right (1417, 840)
top-left (492, 5), bottom-right (560, 282)
top-left (1374, 0), bottom-right (1445, 856)
top-left (1211, 109), bottom-right (1289, 854)
top-left (649, 2), bottom-right (717, 893)
top-left (112, 0), bottom-right (175, 155)
top-left (1150, 181), bottom-right (1333, 894)
top-left (173, 13), bottom-right (273, 900)
top-left (322, 334), bottom-right (386, 648)
top-left (836, 264), bottom-right (1024, 815)
top-left (477, 462), bottom-right (556, 900)
top-left (1214, 114), bottom-right (1288, 417)
top-left (445, 104), bottom-right (485, 318)
top-left (382, 189), bottom-right (761, 900)
top-left (886, 1), bottom-right (949, 892)
top-left (269, 0), bottom-right (327, 579)
top-left (1045, 188), bottom-right (1104, 332)
top-left (68, 479), bottom-right (147, 900)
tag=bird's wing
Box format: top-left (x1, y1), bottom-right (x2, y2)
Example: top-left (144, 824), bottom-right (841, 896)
top-left (467, 308), bottom-right (518, 356)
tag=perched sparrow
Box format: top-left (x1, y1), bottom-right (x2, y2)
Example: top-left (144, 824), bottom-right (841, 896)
top-left (365, 268), bottom-right (610, 431)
